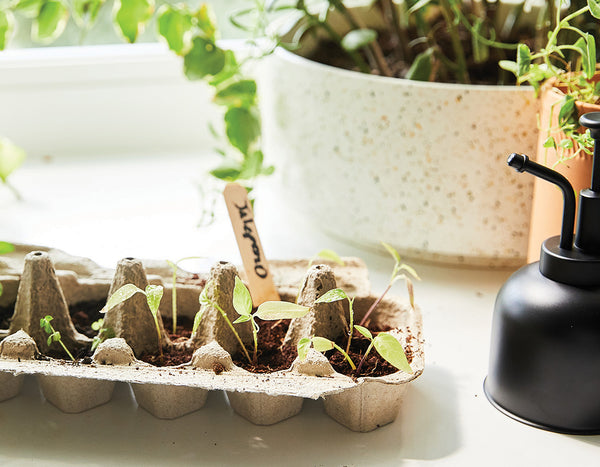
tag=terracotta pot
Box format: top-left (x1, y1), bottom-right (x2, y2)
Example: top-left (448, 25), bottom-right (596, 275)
top-left (527, 82), bottom-right (600, 263)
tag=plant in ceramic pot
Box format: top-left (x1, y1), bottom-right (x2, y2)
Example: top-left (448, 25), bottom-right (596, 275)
top-left (250, 0), bottom-right (561, 267)
top-left (500, 0), bottom-right (600, 262)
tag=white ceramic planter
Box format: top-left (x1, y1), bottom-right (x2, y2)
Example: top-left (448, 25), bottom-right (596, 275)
top-left (259, 48), bottom-right (538, 267)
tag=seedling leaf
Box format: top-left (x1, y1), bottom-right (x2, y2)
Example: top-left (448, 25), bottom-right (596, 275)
top-left (145, 285), bottom-right (163, 315)
top-left (588, 0), bottom-right (600, 19)
top-left (354, 325), bottom-right (372, 340)
top-left (0, 242), bottom-right (15, 254)
top-left (233, 315), bottom-right (252, 324)
top-left (157, 4), bottom-right (193, 55)
top-left (233, 277), bottom-right (253, 317)
top-left (315, 288), bottom-right (347, 303)
top-left (516, 43), bottom-right (531, 76)
top-left (0, 9), bottom-right (14, 50)
top-left (184, 36), bottom-right (226, 80)
top-left (113, 0), bottom-right (154, 43)
top-left (382, 242), bottom-right (401, 264)
top-left (297, 337), bottom-right (311, 360)
top-left (315, 249), bottom-right (344, 266)
top-left (341, 28), bottom-right (377, 52)
top-left (405, 48), bottom-right (433, 81)
top-left (32, 0), bottom-right (69, 44)
top-left (192, 309), bottom-right (204, 334)
top-left (311, 336), bottom-right (334, 352)
top-left (373, 333), bottom-right (412, 373)
top-left (199, 282), bottom-right (211, 307)
top-left (255, 301), bottom-right (310, 320)
top-left (103, 284), bottom-right (143, 313)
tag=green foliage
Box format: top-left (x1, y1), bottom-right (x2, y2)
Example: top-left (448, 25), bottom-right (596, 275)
top-left (183, 35), bottom-right (225, 79)
top-left (499, 0), bottom-right (600, 163)
top-left (231, 276), bottom-right (310, 364)
top-left (73, 0), bottom-right (105, 30)
top-left (40, 315), bottom-right (75, 360)
top-left (307, 249), bottom-right (345, 268)
top-left (157, 4), bottom-right (192, 54)
top-left (297, 336), bottom-right (356, 370)
top-left (113, 0), bottom-right (154, 43)
top-left (340, 28), bottom-right (376, 52)
top-left (0, 241), bottom-right (15, 254)
top-left (356, 329), bottom-right (413, 374)
top-left (90, 318), bottom-right (116, 351)
top-left (0, 9), bottom-right (14, 49)
top-left (316, 287), bottom-right (355, 354)
top-left (103, 283), bottom-right (164, 359)
top-left (32, 0), bottom-right (68, 43)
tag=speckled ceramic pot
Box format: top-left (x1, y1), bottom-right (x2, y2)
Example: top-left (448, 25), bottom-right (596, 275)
top-left (259, 47), bottom-right (538, 267)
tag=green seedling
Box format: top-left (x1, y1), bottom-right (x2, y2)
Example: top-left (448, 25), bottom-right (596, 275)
top-left (198, 280), bottom-right (252, 363)
top-left (359, 242), bottom-right (420, 327)
top-left (297, 336), bottom-right (356, 371)
top-left (103, 284), bottom-right (165, 360)
top-left (90, 318), bottom-right (116, 352)
top-left (166, 256), bottom-right (203, 334)
top-left (40, 315), bottom-right (75, 361)
top-left (0, 138), bottom-right (26, 200)
top-left (307, 249), bottom-right (345, 268)
top-left (353, 325), bottom-right (413, 375)
top-left (232, 276), bottom-right (310, 364)
top-left (314, 288), bottom-right (355, 355)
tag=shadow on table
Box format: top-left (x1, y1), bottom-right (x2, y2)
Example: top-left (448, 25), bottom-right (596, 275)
top-left (0, 366), bottom-right (460, 466)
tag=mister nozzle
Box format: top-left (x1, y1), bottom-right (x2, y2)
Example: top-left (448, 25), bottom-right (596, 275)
top-left (506, 153), bottom-right (575, 250)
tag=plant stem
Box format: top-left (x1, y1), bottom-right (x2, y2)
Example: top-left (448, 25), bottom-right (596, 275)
top-left (439, 0), bottom-right (469, 83)
top-left (355, 340), bottom-right (374, 375)
top-left (345, 298), bottom-right (354, 355)
top-left (212, 300), bottom-right (251, 363)
top-left (252, 319), bottom-right (258, 365)
top-left (3, 180), bottom-right (22, 201)
top-left (58, 338), bottom-right (75, 361)
top-left (171, 270), bottom-right (178, 334)
top-left (333, 343), bottom-right (356, 370)
top-left (151, 315), bottom-right (164, 360)
top-left (359, 283), bottom-right (391, 327)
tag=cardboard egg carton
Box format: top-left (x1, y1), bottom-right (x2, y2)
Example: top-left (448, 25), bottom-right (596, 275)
top-left (0, 245), bottom-right (423, 432)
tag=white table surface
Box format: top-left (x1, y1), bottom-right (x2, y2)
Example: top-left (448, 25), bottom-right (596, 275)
top-left (0, 153), bottom-right (598, 466)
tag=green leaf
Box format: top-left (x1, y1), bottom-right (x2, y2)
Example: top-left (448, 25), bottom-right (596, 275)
top-left (406, 48), bottom-right (433, 81)
top-left (14, 0), bottom-right (43, 18)
top-left (498, 60), bottom-right (518, 76)
top-left (340, 28), bottom-right (377, 52)
top-left (397, 263), bottom-right (421, 281)
top-left (373, 333), bottom-right (412, 373)
top-left (255, 301), bottom-right (310, 320)
top-left (224, 107), bottom-right (260, 156)
top-left (516, 43), bottom-right (531, 77)
top-left (559, 139), bottom-right (574, 149)
top-left (214, 80), bottom-right (257, 108)
top-left (0, 9), bottom-right (14, 50)
top-left (199, 282), bottom-right (211, 307)
top-left (588, 0), bottom-right (600, 19)
top-left (354, 325), bottom-right (372, 340)
top-left (297, 337), bottom-right (311, 360)
top-left (311, 336), bottom-right (334, 352)
top-left (0, 241), bottom-right (15, 254)
top-left (543, 137), bottom-right (556, 149)
top-left (47, 335), bottom-right (53, 346)
top-left (32, 0), bottom-right (69, 44)
top-left (208, 50), bottom-right (239, 87)
top-left (73, 0), bottom-right (105, 30)
top-left (585, 33), bottom-right (596, 80)
top-left (0, 282), bottom-right (3, 297)
top-left (315, 249), bottom-right (345, 266)
top-left (145, 285), bottom-right (163, 315)
top-left (233, 276), bottom-right (253, 317)
top-left (113, 0), bottom-right (154, 43)
top-left (103, 283), bottom-right (143, 313)
top-left (210, 164), bottom-right (242, 182)
top-left (558, 95), bottom-right (577, 127)
top-left (40, 315), bottom-right (53, 334)
top-left (239, 150), bottom-right (264, 180)
top-left (407, 0), bottom-right (432, 14)
top-left (315, 288), bottom-right (347, 304)
top-left (382, 242), bottom-right (401, 264)
top-left (51, 330), bottom-right (60, 342)
top-left (91, 319), bottom-right (103, 331)
top-left (192, 309), bottom-right (203, 334)
top-left (0, 137), bottom-right (26, 183)
top-left (183, 36), bottom-right (225, 80)
top-left (233, 315), bottom-right (252, 325)
top-left (157, 4), bottom-right (193, 55)
top-left (195, 3), bottom-right (216, 42)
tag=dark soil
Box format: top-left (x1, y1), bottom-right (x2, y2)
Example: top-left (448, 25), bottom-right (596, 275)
top-left (231, 318), bottom-right (414, 378)
top-left (329, 327), bottom-right (414, 378)
top-left (0, 305), bottom-right (13, 329)
top-left (69, 299), bottom-right (106, 338)
top-left (163, 315), bottom-right (195, 343)
top-left (140, 345), bottom-right (194, 367)
top-left (232, 319), bottom-right (297, 373)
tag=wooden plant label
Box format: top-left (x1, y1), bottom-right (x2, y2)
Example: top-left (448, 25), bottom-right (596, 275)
top-left (223, 183), bottom-right (280, 306)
